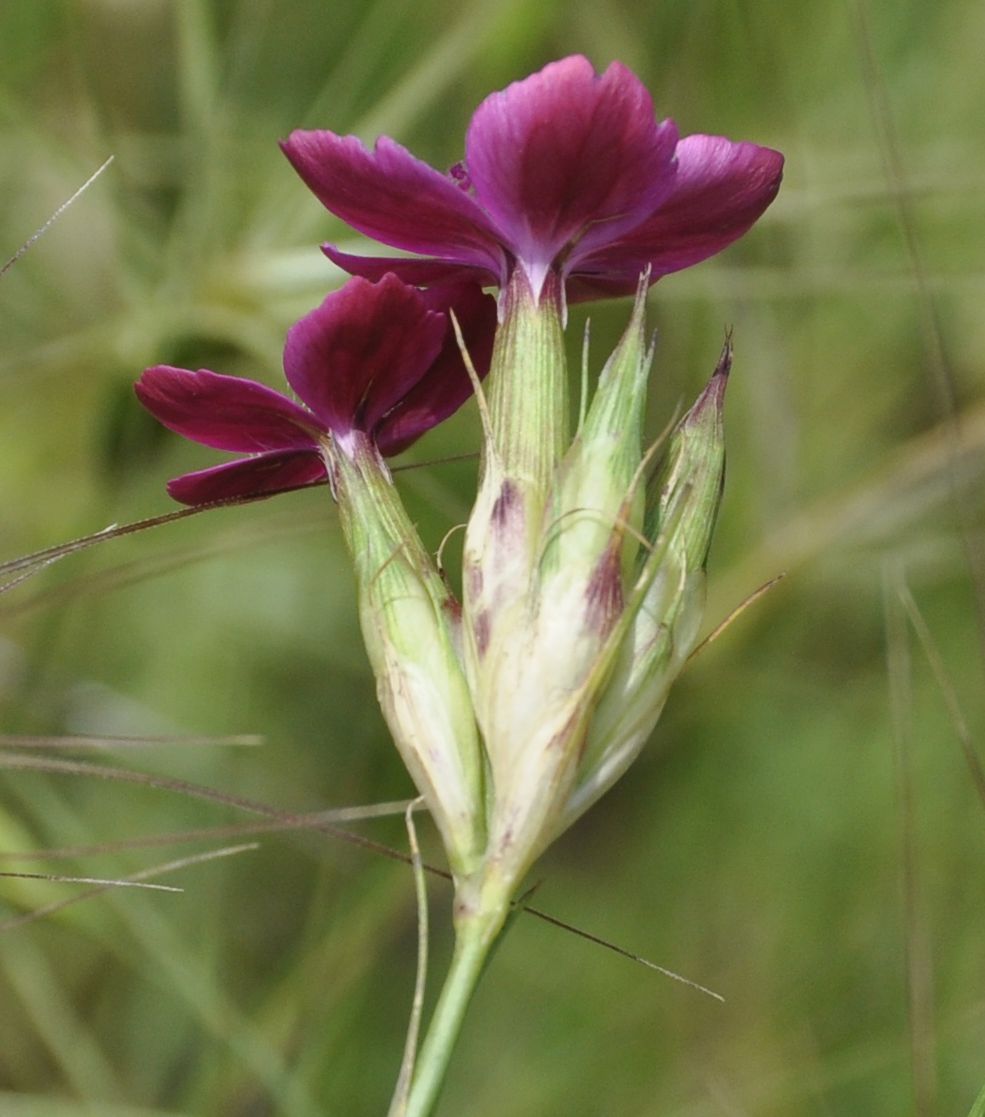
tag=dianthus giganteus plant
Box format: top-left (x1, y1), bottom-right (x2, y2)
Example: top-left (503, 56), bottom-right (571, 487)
top-left (137, 56), bottom-right (782, 1116)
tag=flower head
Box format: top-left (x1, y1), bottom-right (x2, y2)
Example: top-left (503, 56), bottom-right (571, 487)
top-left (281, 55), bottom-right (783, 302)
top-left (135, 275), bottom-right (495, 504)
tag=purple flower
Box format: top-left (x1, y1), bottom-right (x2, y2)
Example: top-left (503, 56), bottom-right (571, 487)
top-left (135, 275), bottom-right (496, 505)
top-left (281, 55), bottom-right (783, 303)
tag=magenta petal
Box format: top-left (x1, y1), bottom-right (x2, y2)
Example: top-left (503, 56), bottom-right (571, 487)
top-left (572, 136), bottom-right (784, 285)
top-left (135, 367), bottom-right (323, 452)
top-left (166, 450), bottom-right (327, 505)
top-left (322, 244), bottom-right (499, 289)
top-left (281, 131), bottom-right (505, 277)
top-left (376, 284), bottom-right (497, 455)
top-left (465, 55), bottom-right (679, 291)
top-left (283, 274), bottom-right (448, 438)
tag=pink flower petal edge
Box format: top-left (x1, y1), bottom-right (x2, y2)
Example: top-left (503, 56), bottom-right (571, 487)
top-left (134, 367), bottom-right (322, 453)
top-left (321, 244), bottom-right (499, 290)
top-left (281, 132), bottom-right (505, 278)
top-left (166, 452), bottom-right (328, 505)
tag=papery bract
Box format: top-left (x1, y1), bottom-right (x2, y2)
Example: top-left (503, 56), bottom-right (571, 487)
top-left (282, 55), bottom-right (783, 302)
top-left (134, 275), bottom-right (495, 504)
top-left (458, 284), bottom-right (732, 898)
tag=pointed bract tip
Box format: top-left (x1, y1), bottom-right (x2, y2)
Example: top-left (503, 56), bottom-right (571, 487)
top-left (714, 326), bottom-right (728, 384)
top-left (626, 265), bottom-right (652, 331)
top-left (690, 333), bottom-right (733, 419)
top-left (598, 268), bottom-right (649, 374)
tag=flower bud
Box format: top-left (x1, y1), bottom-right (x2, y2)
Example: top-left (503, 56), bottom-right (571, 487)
top-left (462, 281), bottom-right (657, 890)
top-left (460, 268), bottom-right (569, 674)
top-left (455, 280), bottom-right (729, 897)
top-left (328, 433), bottom-right (486, 878)
top-left (562, 340), bottom-right (730, 829)
top-left (459, 267), bottom-right (572, 870)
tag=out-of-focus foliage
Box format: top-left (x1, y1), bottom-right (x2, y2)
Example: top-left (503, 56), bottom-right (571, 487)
top-left (2, 1), bottom-right (984, 1114)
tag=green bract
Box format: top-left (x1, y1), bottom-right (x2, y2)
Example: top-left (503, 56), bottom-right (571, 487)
top-left (456, 275), bottom-right (729, 897)
top-left (328, 432), bottom-right (486, 879)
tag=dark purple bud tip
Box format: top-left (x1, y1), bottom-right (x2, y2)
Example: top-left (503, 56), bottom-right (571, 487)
top-left (690, 333), bottom-right (733, 421)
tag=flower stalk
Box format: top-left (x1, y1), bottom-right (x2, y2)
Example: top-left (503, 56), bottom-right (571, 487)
top-left (403, 886), bottom-right (511, 1117)
top-left (135, 52), bottom-right (783, 1116)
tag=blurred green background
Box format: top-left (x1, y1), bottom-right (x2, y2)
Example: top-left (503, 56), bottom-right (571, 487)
top-left (2, 1), bottom-right (984, 1114)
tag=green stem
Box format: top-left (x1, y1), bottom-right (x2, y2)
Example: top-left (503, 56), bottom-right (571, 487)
top-left (403, 898), bottom-right (508, 1117)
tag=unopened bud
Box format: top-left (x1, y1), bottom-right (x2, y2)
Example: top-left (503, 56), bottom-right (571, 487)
top-left (561, 340), bottom-right (731, 830)
top-left (329, 434), bottom-right (486, 878)
top-left (463, 284), bottom-right (658, 890)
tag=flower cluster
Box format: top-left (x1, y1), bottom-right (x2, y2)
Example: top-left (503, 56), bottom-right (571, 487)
top-left (136, 53), bottom-right (782, 1114)
top-left (138, 52), bottom-right (780, 879)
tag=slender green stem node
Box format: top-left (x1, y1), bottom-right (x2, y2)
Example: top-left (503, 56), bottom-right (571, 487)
top-left (404, 892), bottom-right (511, 1117)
